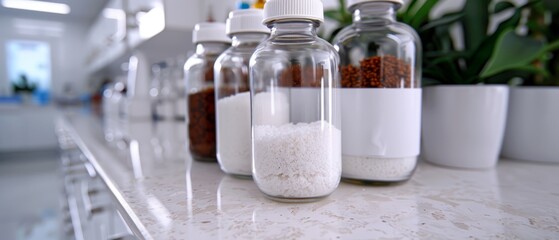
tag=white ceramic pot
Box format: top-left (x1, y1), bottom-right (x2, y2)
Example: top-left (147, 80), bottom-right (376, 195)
top-left (422, 85), bottom-right (509, 169)
top-left (501, 87), bottom-right (559, 163)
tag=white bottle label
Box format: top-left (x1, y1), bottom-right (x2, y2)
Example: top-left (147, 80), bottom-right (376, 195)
top-left (341, 88), bottom-right (421, 158)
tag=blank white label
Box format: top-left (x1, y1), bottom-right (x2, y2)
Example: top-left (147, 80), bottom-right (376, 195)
top-left (341, 88), bottom-right (421, 158)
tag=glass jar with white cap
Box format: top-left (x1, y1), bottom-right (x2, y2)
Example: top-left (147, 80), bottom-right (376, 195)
top-left (250, 0), bottom-right (342, 202)
top-left (214, 9), bottom-right (270, 177)
top-left (184, 22), bottom-right (231, 162)
top-left (332, 0), bottom-right (422, 184)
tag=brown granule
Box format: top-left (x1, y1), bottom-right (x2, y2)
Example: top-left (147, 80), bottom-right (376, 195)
top-left (188, 87), bottom-right (216, 161)
top-left (279, 65), bottom-right (324, 87)
top-left (204, 60), bottom-right (215, 84)
top-left (341, 55), bottom-right (412, 88)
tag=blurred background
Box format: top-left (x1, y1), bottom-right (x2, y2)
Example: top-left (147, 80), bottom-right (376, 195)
top-left (0, 0), bottom-right (557, 239)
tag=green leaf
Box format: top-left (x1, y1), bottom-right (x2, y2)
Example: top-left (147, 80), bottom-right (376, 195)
top-left (494, 1), bottom-right (515, 13)
top-left (325, 0), bottom-right (352, 25)
top-left (465, 35), bottom-right (502, 79)
top-left (481, 30), bottom-right (545, 78)
top-left (493, 1), bottom-right (533, 34)
top-left (462, 0), bottom-right (490, 50)
top-left (402, 0), bottom-right (420, 23)
top-left (339, 0), bottom-right (347, 12)
top-left (420, 12), bottom-right (463, 32)
top-left (543, 0), bottom-right (559, 13)
top-left (543, 40), bottom-right (559, 53)
top-left (436, 59), bottom-right (466, 84)
top-left (421, 77), bottom-right (443, 87)
top-left (465, 1), bottom-right (537, 80)
top-left (485, 67), bottom-right (547, 84)
top-left (425, 51), bottom-right (469, 67)
top-left (338, 0), bottom-right (352, 24)
top-left (410, 0), bottom-right (440, 29)
top-left (465, 4), bottom-right (525, 78)
top-left (324, 9), bottom-right (343, 22)
top-left (425, 50), bottom-right (468, 59)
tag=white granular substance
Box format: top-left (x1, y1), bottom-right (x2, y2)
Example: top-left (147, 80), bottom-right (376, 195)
top-left (216, 92), bottom-right (252, 175)
top-left (216, 92), bottom-right (290, 176)
top-left (254, 121), bottom-right (341, 199)
top-left (342, 155), bottom-right (417, 181)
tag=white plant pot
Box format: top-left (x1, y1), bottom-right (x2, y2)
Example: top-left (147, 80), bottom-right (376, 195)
top-left (501, 87), bottom-right (559, 163)
top-left (422, 85), bottom-right (509, 169)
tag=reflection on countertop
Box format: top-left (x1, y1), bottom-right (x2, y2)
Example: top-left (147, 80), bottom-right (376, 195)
top-left (59, 112), bottom-right (559, 240)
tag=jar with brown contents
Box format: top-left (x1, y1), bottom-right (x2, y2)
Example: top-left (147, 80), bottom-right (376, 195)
top-left (333, 0), bottom-right (422, 184)
top-left (184, 23), bottom-right (231, 162)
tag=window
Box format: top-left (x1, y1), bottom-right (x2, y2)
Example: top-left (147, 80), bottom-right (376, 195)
top-left (6, 40), bottom-right (51, 93)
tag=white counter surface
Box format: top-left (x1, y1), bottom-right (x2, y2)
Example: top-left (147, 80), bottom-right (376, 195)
top-left (62, 113), bottom-right (559, 239)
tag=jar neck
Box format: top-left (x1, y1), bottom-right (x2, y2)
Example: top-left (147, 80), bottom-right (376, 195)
top-left (352, 2), bottom-right (398, 24)
top-left (231, 33), bottom-right (269, 48)
top-left (268, 20), bottom-right (320, 39)
top-left (195, 42), bottom-right (230, 55)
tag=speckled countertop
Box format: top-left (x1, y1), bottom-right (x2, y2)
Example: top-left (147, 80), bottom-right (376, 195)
top-left (62, 113), bottom-right (559, 239)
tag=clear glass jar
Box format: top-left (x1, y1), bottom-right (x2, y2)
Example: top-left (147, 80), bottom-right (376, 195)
top-left (333, 0), bottom-right (422, 184)
top-left (250, 0), bottom-right (342, 202)
top-left (172, 56), bottom-right (187, 121)
top-left (102, 83), bottom-right (117, 142)
top-left (214, 9), bottom-right (269, 177)
top-left (112, 77), bottom-right (128, 149)
top-left (184, 23), bottom-right (231, 162)
top-left (150, 62), bottom-right (162, 120)
top-left (150, 61), bottom-right (177, 121)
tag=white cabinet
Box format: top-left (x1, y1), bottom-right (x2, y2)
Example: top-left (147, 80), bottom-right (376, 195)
top-left (126, 0), bottom-right (163, 49)
top-left (0, 105), bottom-right (58, 152)
top-left (86, 0), bottom-right (126, 74)
top-left (86, 0), bottom-right (239, 75)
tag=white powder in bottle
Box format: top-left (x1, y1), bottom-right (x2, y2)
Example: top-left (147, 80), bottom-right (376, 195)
top-left (253, 121), bottom-right (341, 199)
top-left (216, 92), bottom-right (252, 175)
top-left (217, 92), bottom-right (290, 176)
top-left (342, 156), bottom-right (417, 181)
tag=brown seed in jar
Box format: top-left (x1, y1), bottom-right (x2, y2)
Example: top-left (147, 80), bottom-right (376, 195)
top-left (279, 64), bottom-right (324, 87)
top-left (341, 55), bottom-right (412, 88)
top-left (188, 87), bottom-right (217, 161)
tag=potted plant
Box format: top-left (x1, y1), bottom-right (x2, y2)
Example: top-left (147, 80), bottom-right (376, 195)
top-left (12, 74), bottom-right (37, 103)
top-left (501, 0), bottom-right (559, 163)
top-left (325, 0), bottom-right (559, 169)
top-left (405, 0), bottom-right (559, 169)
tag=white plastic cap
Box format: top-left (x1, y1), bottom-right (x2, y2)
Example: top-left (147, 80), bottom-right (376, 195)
top-left (263, 0), bottom-right (324, 24)
top-left (227, 9), bottom-right (269, 36)
top-left (192, 22), bottom-right (231, 44)
top-left (347, 0), bottom-right (404, 9)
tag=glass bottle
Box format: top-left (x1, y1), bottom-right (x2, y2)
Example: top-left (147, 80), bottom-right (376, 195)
top-left (172, 56), bottom-right (187, 121)
top-left (214, 9), bottom-right (269, 177)
top-left (184, 23), bottom-right (231, 162)
top-left (102, 82), bottom-right (117, 142)
top-left (151, 61), bottom-right (177, 121)
top-left (150, 62), bottom-right (162, 121)
top-left (333, 0), bottom-right (422, 184)
top-left (113, 77), bottom-right (128, 149)
top-left (250, 0), bottom-right (342, 202)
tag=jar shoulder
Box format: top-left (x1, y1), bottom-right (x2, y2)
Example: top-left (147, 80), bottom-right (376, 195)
top-left (251, 37), bottom-right (339, 64)
top-left (184, 54), bottom-right (204, 70)
top-left (185, 53), bottom-right (222, 70)
top-left (333, 22), bottom-right (421, 46)
top-left (215, 48), bottom-right (254, 68)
